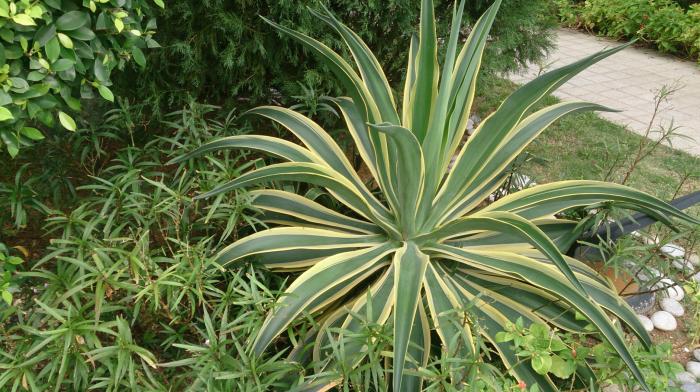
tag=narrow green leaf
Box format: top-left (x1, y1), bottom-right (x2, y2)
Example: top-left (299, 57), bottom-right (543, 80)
top-left (408, 0), bottom-right (438, 142)
top-left (434, 245), bottom-right (651, 391)
top-left (168, 134), bottom-right (316, 165)
top-left (424, 211), bottom-right (587, 294)
top-left (369, 123), bottom-right (424, 235)
top-left (253, 243), bottom-right (395, 355)
top-left (215, 227), bottom-right (386, 267)
top-left (250, 189), bottom-right (382, 234)
top-left (392, 242), bottom-right (429, 392)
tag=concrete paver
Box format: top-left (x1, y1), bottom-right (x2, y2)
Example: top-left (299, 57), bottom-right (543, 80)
top-left (509, 29), bottom-right (700, 156)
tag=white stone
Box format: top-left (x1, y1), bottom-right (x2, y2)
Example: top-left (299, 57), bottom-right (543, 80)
top-left (688, 362), bottom-right (700, 379)
top-left (693, 272), bottom-right (700, 283)
top-left (682, 383), bottom-right (700, 392)
top-left (655, 278), bottom-right (685, 301)
top-left (602, 384), bottom-right (622, 392)
top-left (643, 236), bottom-right (659, 245)
top-left (660, 298), bottom-right (685, 317)
top-left (661, 243), bottom-right (686, 259)
top-left (673, 259), bottom-right (695, 272)
top-left (676, 371), bottom-right (697, 384)
top-left (638, 267), bottom-right (662, 282)
top-left (694, 349), bottom-right (700, 362)
top-left (637, 314), bottom-right (654, 332)
top-left (651, 311), bottom-right (678, 331)
top-left (690, 254), bottom-right (700, 267)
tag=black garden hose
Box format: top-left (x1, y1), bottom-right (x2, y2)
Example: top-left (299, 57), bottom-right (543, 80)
top-left (569, 190), bottom-right (700, 254)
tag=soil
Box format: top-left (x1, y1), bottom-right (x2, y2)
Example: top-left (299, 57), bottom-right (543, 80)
top-left (650, 312), bottom-right (698, 364)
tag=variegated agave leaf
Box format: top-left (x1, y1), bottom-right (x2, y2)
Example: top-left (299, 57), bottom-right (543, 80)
top-left (172, 0), bottom-right (699, 390)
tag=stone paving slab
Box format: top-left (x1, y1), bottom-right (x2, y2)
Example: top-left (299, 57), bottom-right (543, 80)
top-left (509, 29), bottom-right (700, 156)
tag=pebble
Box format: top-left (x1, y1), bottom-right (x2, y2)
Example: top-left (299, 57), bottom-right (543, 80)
top-left (694, 349), bottom-right (700, 362)
top-left (601, 384), bottom-right (622, 392)
top-left (466, 115), bottom-right (480, 135)
top-left (693, 272), bottom-right (700, 283)
top-left (661, 243), bottom-right (686, 259)
top-left (637, 267), bottom-right (662, 282)
top-left (655, 278), bottom-right (685, 301)
top-left (641, 235), bottom-right (659, 245)
top-left (651, 311), bottom-right (678, 331)
top-left (682, 383), bottom-right (700, 392)
top-left (690, 254), bottom-right (700, 266)
top-left (689, 362), bottom-right (700, 378)
top-left (673, 259), bottom-right (695, 272)
top-left (660, 298), bottom-right (685, 317)
top-left (676, 371), bottom-right (697, 384)
top-left (637, 314), bottom-right (654, 332)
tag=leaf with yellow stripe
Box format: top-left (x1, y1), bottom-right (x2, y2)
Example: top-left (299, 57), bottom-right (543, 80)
top-left (175, 0), bottom-right (699, 389)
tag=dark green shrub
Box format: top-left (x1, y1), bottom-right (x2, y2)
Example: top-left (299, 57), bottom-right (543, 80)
top-left (675, 0), bottom-right (700, 9)
top-left (120, 0), bottom-right (555, 112)
top-left (0, 0), bottom-right (162, 157)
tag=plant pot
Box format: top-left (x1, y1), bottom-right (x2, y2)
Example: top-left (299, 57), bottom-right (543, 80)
top-left (574, 247), bottom-right (655, 313)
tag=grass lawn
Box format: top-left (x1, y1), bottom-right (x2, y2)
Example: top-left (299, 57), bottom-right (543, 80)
top-left (475, 78), bottom-right (700, 206)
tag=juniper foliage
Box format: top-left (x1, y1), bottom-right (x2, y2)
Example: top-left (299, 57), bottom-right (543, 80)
top-left (119, 0), bottom-right (555, 112)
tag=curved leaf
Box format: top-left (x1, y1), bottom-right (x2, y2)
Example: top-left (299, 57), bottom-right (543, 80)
top-left (483, 180), bottom-right (699, 226)
top-left (432, 245), bottom-right (650, 391)
top-left (250, 189), bottom-right (381, 234)
top-left (392, 242), bottom-right (429, 392)
top-left (167, 135), bottom-right (315, 165)
top-left (195, 162), bottom-right (381, 225)
top-left (215, 227), bottom-right (386, 267)
top-left (423, 211), bottom-right (587, 294)
top-left (253, 243), bottom-right (396, 354)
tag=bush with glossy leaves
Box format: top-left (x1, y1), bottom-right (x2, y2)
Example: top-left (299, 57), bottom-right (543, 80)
top-left (0, 0), bottom-right (162, 157)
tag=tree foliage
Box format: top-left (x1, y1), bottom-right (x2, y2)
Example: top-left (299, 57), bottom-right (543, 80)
top-left (122, 0), bottom-right (556, 111)
top-left (0, 0), bottom-right (162, 157)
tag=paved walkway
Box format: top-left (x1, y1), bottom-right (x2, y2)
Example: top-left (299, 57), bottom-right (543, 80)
top-left (509, 29), bottom-right (700, 156)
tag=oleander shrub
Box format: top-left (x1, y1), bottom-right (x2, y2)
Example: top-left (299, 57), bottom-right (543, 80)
top-left (119, 0), bottom-right (555, 113)
top-left (555, 0), bottom-right (700, 61)
top-left (177, 0), bottom-right (698, 389)
top-left (0, 0), bottom-right (161, 157)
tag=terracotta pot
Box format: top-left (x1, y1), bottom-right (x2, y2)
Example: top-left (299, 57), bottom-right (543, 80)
top-left (590, 261), bottom-right (640, 296)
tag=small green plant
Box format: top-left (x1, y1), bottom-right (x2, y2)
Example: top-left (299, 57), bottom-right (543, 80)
top-left (0, 163), bottom-right (47, 229)
top-left (0, 0), bottom-right (162, 157)
top-left (593, 342), bottom-right (684, 391)
top-left (176, 0), bottom-right (699, 390)
top-left (496, 319), bottom-right (583, 381)
top-left (684, 280), bottom-right (700, 345)
top-left (0, 103), bottom-right (277, 391)
top-left (499, 317), bottom-right (686, 391)
top-left (0, 242), bottom-right (23, 306)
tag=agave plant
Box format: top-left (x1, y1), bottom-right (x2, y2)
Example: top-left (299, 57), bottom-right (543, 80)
top-left (174, 0), bottom-right (698, 390)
